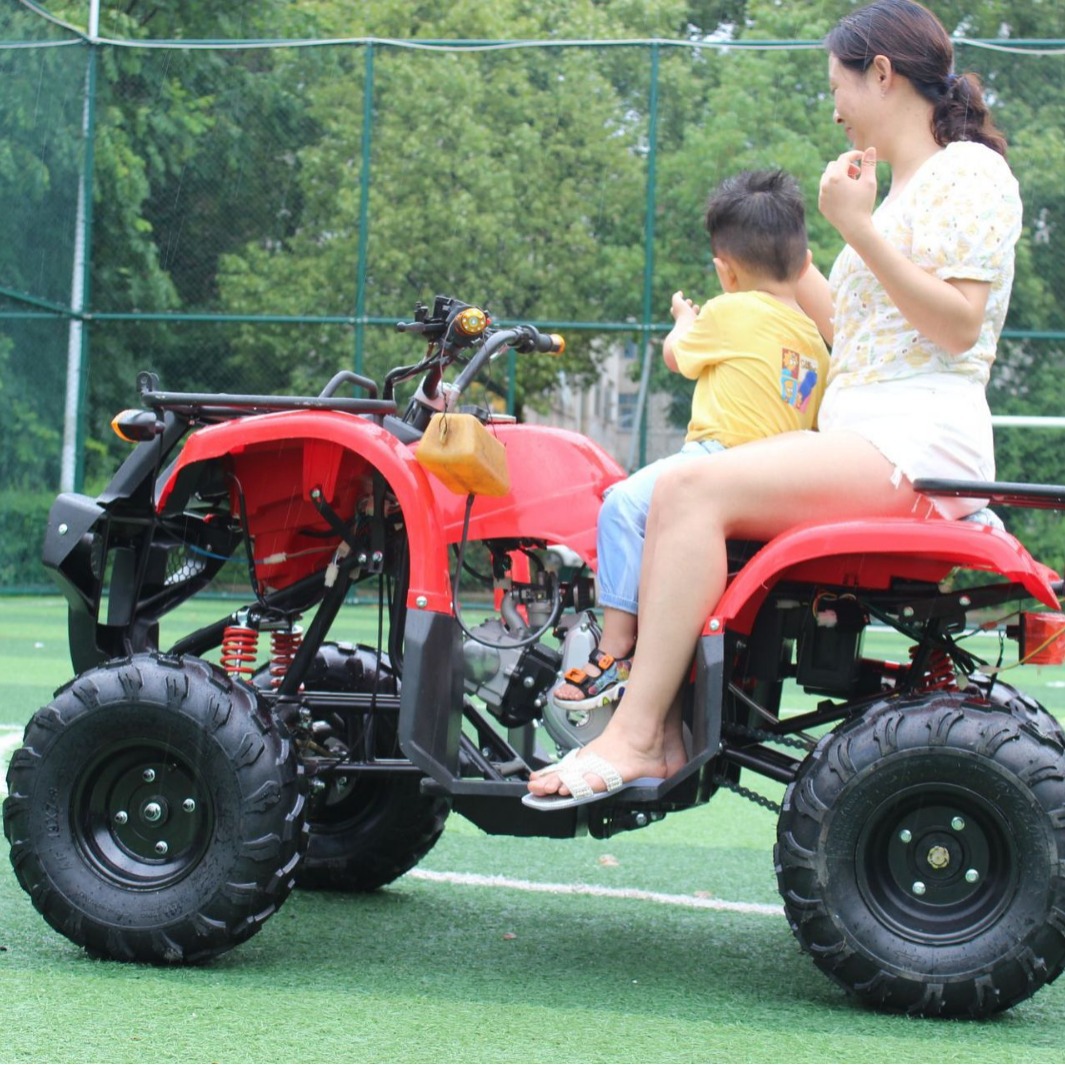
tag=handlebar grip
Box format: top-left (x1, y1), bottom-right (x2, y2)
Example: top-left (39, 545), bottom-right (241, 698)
top-left (519, 328), bottom-right (566, 355)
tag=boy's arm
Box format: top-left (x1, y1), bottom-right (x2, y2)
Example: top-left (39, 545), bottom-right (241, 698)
top-left (662, 290), bottom-right (700, 372)
top-left (796, 261), bottom-right (834, 346)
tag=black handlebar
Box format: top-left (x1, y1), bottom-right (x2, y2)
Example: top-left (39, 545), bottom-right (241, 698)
top-left (449, 325), bottom-right (563, 396)
top-left (391, 297), bottom-right (565, 422)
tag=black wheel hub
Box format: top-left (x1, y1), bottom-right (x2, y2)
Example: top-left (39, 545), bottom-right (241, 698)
top-left (76, 744), bottom-right (213, 887)
top-left (857, 788), bottom-right (1015, 944)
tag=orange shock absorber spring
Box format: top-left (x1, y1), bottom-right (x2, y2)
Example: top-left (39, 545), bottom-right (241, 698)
top-left (269, 626), bottom-right (303, 687)
top-left (220, 625), bottom-right (259, 678)
top-left (909, 645), bottom-right (957, 691)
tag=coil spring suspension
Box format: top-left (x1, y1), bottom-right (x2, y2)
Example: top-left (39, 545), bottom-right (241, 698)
top-left (220, 625), bottom-right (259, 677)
top-left (269, 627), bottom-right (303, 687)
top-left (910, 645), bottom-right (957, 691)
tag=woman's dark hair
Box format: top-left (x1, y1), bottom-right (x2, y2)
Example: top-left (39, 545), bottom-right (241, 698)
top-left (825, 0), bottom-right (1007, 156)
top-left (704, 169), bottom-right (808, 283)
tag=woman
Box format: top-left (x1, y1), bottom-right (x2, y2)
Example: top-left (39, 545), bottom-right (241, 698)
top-left (525, 0), bottom-right (1023, 809)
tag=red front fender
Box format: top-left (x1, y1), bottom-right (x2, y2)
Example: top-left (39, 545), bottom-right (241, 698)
top-left (711, 518), bottom-right (1061, 635)
top-left (425, 422), bottom-right (625, 568)
top-left (155, 413), bottom-right (626, 611)
top-left (156, 411), bottom-right (455, 613)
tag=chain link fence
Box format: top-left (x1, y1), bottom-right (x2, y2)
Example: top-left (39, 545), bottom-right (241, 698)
top-left (3, 2), bottom-right (1065, 586)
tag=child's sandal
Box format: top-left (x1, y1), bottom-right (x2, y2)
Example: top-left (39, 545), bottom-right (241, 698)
top-left (551, 648), bottom-right (632, 712)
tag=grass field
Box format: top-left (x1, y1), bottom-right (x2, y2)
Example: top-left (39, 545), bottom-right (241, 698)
top-left (3, 596), bottom-right (1065, 1063)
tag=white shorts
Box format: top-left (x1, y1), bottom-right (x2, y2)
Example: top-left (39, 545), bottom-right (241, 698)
top-left (818, 375), bottom-right (994, 519)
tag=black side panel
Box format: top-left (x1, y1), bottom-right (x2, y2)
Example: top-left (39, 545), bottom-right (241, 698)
top-left (692, 631), bottom-right (725, 766)
top-left (397, 609), bottom-right (464, 785)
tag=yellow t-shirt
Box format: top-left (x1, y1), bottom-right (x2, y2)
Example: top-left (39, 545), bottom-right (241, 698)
top-left (671, 290), bottom-right (830, 447)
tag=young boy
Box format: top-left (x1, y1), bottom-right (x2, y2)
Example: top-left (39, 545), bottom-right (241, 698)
top-left (554, 168), bottom-right (830, 711)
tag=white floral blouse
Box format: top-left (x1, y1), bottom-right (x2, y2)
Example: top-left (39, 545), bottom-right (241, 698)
top-left (827, 140), bottom-right (1022, 390)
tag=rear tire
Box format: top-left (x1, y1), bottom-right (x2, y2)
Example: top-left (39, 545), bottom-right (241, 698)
top-left (3, 653), bottom-right (305, 963)
top-left (298, 772), bottom-right (449, 892)
top-left (775, 692), bottom-right (1065, 1017)
top-left (276, 643), bottom-right (449, 892)
top-left (968, 671), bottom-right (1065, 745)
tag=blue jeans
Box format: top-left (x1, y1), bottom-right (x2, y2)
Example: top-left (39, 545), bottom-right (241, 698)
top-left (596, 439), bottom-right (727, 614)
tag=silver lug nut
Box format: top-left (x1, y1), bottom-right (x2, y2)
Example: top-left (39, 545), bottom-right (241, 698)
top-left (182, 799), bottom-right (196, 814)
top-left (912, 881), bottom-right (927, 896)
top-left (114, 810), bottom-right (128, 825)
top-left (965, 868), bottom-right (980, 883)
top-left (951, 816), bottom-right (966, 832)
top-left (142, 768), bottom-right (156, 783)
top-left (154, 841), bottom-right (168, 856)
top-left (899, 829), bottom-right (912, 843)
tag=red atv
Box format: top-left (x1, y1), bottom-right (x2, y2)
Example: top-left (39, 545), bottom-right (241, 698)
top-left (6, 294), bottom-right (1065, 1018)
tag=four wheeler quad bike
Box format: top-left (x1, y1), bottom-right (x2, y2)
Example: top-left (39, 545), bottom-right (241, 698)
top-left (6, 294), bottom-right (1065, 1018)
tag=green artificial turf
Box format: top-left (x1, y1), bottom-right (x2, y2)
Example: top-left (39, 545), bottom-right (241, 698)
top-left (2, 597), bottom-right (1065, 1063)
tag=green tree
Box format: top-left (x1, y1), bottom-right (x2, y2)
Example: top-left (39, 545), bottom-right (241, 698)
top-left (5, 0), bottom-right (1065, 569)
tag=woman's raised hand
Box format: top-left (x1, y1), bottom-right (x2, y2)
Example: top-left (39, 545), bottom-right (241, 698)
top-left (819, 147), bottom-right (878, 242)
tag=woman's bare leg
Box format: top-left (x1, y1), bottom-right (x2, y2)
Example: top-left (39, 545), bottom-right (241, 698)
top-left (528, 430), bottom-right (932, 798)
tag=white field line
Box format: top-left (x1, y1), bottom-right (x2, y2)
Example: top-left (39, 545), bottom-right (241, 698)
top-left (407, 868), bottom-right (782, 916)
top-left (0, 728), bottom-right (782, 918)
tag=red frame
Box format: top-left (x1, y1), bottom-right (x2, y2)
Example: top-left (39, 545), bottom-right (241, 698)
top-left (156, 413), bottom-right (624, 613)
top-left (156, 411), bottom-right (1060, 630)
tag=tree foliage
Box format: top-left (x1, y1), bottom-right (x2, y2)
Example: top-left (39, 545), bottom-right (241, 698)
top-left (3, 0), bottom-right (1065, 560)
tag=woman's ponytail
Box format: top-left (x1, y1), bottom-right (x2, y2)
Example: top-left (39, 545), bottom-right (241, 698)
top-left (933, 71), bottom-right (1008, 157)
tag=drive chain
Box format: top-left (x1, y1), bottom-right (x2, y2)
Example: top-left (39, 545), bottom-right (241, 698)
top-left (713, 774), bottom-right (782, 815)
top-left (723, 721), bottom-right (817, 752)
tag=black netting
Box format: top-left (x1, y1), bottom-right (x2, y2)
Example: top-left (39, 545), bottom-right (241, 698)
top-left (3, 3), bottom-right (1065, 587)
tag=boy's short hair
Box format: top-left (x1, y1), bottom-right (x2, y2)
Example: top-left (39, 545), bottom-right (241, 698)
top-left (703, 169), bottom-right (808, 282)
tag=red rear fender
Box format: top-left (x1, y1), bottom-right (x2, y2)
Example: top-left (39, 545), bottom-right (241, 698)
top-left (711, 518), bottom-right (1061, 635)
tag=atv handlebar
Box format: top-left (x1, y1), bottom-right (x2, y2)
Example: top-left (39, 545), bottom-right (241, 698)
top-left (449, 324), bottom-right (564, 397)
top-left (126, 297), bottom-right (563, 433)
top-left (393, 296), bottom-right (564, 427)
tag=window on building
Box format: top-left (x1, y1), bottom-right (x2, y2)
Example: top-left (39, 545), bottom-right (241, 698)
top-left (618, 392), bottom-right (638, 430)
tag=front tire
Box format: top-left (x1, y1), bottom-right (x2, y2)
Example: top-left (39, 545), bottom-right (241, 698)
top-left (3, 653), bottom-right (305, 963)
top-left (775, 692), bottom-right (1065, 1017)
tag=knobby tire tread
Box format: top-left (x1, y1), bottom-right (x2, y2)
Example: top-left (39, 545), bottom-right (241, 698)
top-left (775, 691), bottom-right (1065, 1018)
top-left (3, 653), bottom-right (307, 964)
